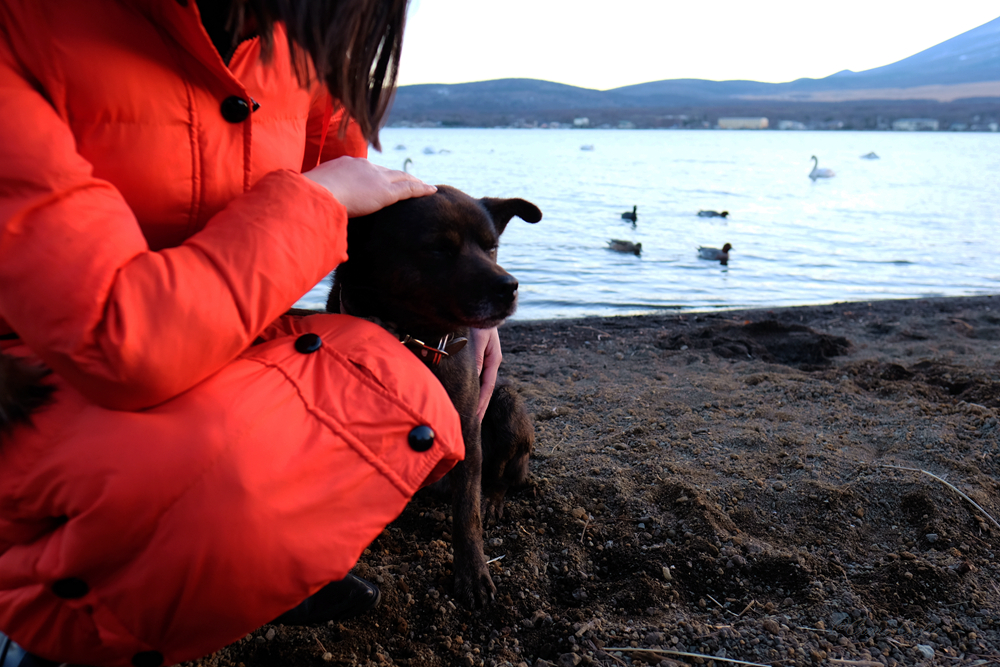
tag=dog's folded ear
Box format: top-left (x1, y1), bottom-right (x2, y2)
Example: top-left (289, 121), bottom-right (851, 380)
top-left (480, 198), bottom-right (542, 236)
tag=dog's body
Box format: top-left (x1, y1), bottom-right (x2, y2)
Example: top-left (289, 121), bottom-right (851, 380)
top-left (329, 185), bottom-right (541, 608)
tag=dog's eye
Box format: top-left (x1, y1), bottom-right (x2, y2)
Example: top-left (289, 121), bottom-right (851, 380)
top-left (429, 239), bottom-right (459, 258)
top-left (488, 245), bottom-right (498, 261)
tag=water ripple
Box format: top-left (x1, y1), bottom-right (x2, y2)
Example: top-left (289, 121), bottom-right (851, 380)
top-left (297, 129), bottom-right (1000, 319)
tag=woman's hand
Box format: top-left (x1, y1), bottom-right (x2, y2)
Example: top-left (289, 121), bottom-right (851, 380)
top-left (470, 327), bottom-right (502, 423)
top-left (303, 156), bottom-right (436, 217)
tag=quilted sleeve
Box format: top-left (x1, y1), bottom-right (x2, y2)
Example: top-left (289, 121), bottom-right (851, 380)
top-left (0, 31), bottom-right (349, 411)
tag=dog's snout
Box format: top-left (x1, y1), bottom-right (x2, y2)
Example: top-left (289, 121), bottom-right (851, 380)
top-left (496, 275), bottom-right (519, 304)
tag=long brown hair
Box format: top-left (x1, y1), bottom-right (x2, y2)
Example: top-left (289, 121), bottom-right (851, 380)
top-left (233, 0), bottom-right (408, 150)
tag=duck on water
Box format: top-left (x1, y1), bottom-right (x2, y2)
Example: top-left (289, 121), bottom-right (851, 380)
top-left (608, 239), bottom-right (641, 256)
top-left (698, 243), bottom-right (732, 265)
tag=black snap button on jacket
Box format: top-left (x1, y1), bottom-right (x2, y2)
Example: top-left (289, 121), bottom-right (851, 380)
top-left (294, 333), bottom-right (323, 354)
top-left (132, 650), bottom-right (165, 667)
top-left (408, 425), bottom-right (435, 452)
top-left (220, 96), bottom-right (250, 123)
top-left (51, 577), bottom-right (89, 599)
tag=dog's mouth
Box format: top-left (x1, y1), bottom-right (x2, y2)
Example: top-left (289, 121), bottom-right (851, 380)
top-left (399, 291), bottom-right (518, 335)
top-left (458, 287), bottom-right (520, 329)
top-left (420, 294), bottom-right (516, 333)
top-left (338, 275), bottom-right (518, 336)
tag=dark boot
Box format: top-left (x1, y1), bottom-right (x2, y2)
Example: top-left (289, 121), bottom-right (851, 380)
top-left (271, 573), bottom-right (381, 625)
top-left (0, 632), bottom-right (60, 667)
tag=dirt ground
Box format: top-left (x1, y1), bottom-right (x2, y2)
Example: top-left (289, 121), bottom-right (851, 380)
top-left (193, 295), bottom-right (1000, 667)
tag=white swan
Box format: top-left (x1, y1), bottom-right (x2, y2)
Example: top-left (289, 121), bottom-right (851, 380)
top-left (403, 157), bottom-right (413, 173)
top-left (809, 156), bottom-right (835, 181)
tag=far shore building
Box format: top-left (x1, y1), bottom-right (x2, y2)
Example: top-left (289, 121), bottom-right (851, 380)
top-left (777, 120), bottom-right (806, 130)
top-left (718, 117), bottom-right (769, 130)
top-left (892, 118), bottom-right (940, 131)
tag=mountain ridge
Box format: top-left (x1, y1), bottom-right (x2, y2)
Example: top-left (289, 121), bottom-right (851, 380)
top-left (388, 15), bottom-right (1000, 122)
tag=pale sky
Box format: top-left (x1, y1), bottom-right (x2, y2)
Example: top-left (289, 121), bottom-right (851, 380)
top-left (396, 1), bottom-right (999, 90)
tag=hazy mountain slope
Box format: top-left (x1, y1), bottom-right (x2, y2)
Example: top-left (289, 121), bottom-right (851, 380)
top-left (837, 14), bottom-right (1000, 88)
top-left (610, 15), bottom-right (1000, 102)
top-left (391, 79), bottom-right (613, 113)
top-left (390, 15), bottom-right (1000, 115)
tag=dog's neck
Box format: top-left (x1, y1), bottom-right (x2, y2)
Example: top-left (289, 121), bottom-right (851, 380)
top-left (337, 283), bottom-right (468, 366)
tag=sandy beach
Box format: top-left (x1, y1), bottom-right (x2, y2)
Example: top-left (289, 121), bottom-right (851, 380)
top-left (194, 294), bottom-right (1000, 667)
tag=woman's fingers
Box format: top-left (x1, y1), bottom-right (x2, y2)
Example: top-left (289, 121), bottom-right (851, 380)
top-left (387, 171), bottom-right (437, 200)
top-left (302, 157), bottom-right (436, 217)
top-left (471, 327), bottom-right (502, 423)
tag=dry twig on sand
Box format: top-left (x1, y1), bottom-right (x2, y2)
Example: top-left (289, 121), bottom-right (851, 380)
top-left (881, 465), bottom-right (1000, 532)
top-left (707, 594), bottom-right (739, 617)
top-left (603, 647), bottom-right (770, 667)
top-left (573, 324), bottom-right (613, 340)
top-left (587, 640), bottom-right (627, 666)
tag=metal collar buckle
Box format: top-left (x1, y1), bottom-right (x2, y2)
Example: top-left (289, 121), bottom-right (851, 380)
top-left (400, 333), bottom-right (468, 366)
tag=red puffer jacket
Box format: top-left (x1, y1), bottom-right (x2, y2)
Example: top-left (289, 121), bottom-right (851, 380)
top-left (0, 1), bottom-right (462, 665)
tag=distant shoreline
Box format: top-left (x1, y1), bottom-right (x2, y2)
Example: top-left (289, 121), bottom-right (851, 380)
top-left (388, 121), bottom-right (1000, 133)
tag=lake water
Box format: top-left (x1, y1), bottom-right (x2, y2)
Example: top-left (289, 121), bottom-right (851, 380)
top-left (296, 128), bottom-right (999, 321)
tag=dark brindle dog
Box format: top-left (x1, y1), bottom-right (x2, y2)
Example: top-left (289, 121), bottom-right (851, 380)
top-left (328, 185), bottom-right (540, 607)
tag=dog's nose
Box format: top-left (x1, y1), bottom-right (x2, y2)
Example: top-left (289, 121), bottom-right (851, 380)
top-left (496, 275), bottom-right (519, 304)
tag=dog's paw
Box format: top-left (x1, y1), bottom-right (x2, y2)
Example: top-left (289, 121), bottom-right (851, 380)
top-left (482, 493), bottom-right (505, 527)
top-left (521, 475), bottom-right (539, 499)
top-left (453, 562), bottom-right (496, 609)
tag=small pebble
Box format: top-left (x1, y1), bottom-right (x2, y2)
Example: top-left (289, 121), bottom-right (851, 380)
top-left (557, 653), bottom-right (581, 667)
top-left (915, 644), bottom-right (935, 659)
top-left (926, 533), bottom-right (939, 543)
top-left (265, 627), bottom-right (276, 641)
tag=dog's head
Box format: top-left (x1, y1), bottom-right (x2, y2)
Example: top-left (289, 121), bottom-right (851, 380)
top-left (331, 185), bottom-right (542, 334)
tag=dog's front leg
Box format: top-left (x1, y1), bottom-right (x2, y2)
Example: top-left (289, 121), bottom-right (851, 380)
top-left (450, 414), bottom-right (495, 608)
